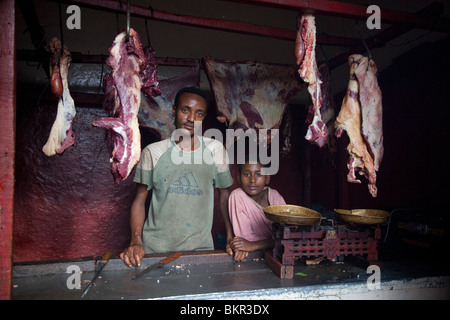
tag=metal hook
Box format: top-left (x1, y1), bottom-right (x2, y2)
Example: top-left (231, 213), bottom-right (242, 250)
top-left (126, 0), bottom-right (130, 42)
top-left (144, 6), bottom-right (154, 48)
top-left (355, 20), bottom-right (372, 61)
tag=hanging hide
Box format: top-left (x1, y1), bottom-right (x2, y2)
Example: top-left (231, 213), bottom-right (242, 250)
top-left (138, 62), bottom-right (201, 140)
top-left (203, 56), bottom-right (301, 147)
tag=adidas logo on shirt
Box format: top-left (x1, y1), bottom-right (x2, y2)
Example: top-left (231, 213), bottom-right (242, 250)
top-left (168, 172), bottom-right (203, 196)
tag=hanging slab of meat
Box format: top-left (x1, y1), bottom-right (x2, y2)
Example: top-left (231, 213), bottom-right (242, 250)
top-left (335, 55), bottom-right (377, 197)
top-left (305, 61), bottom-right (337, 152)
top-left (92, 28), bottom-right (145, 184)
top-left (141, 46), bottom-right (162, 98)
top-left (138, 62), bottom-right (201, 140)
top-left (354, 55), bottom-right (384, 171)
top-left (296, 14), bottom-right (328, 148)
top-left (42, 38), bottom-right (76, 156)
top-left (203, 56), bottom-right (301, 147)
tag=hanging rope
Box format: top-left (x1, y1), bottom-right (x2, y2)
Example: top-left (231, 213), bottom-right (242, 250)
top-left (58, 1), bottom-right (64, 50)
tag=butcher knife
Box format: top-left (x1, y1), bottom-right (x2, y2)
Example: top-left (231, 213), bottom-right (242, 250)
top-left (80, 251), bottom-right (112, 298)
top-left (131, 252), bottom-right (182, 280)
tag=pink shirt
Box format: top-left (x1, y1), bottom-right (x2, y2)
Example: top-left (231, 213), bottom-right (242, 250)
top-left (228, 187), bottom-right (286, 241)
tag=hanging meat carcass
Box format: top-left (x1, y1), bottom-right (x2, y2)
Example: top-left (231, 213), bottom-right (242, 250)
top-left (42, 37), bottom-right (76, 156)
top-left (354, 55), bottom-right (384, 171)
top-left (138, 62), bottom-right (201, 140)
top-left (296, 14), bottom-right (329, 148)
top-left (335, 54), bottom-right (382, 197)
top-left (305, 60), bottom-right (337, 152)
top-left (141, 46), bottom-right (162, 98)
top-left (92, 28), bottom-right (146, 184)
top-left (203, 56), bottom-right (301, 147)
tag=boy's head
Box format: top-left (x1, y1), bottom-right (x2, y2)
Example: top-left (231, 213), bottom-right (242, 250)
top-left (238, 154), bottom-right (270, 198)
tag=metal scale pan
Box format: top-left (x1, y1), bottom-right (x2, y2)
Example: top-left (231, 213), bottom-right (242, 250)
top-left (334, 209), bottom-right (390, 225)
top-left (264, 205), bottom-right (323, 226)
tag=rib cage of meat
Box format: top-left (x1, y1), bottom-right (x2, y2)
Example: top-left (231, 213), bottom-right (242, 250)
top-left (296, 14), bottom-right (328, 148)
top-left (138, 62), bottom-right (201, 140)
top-left (42, 39), bottom-right (76, 156)
top-left (92, 29), bottom-right (145, 184)
top-left (335, 54), bottom-right (380, 197)
top-left (203, 56), bottom-right (301, 147)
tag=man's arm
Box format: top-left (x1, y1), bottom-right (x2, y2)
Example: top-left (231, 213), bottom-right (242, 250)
top-left (218, 187), bottom-right (234, 255)
top-left (119, 183), bottom-right (148, 267)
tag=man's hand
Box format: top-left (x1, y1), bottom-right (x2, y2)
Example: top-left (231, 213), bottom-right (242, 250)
top-left (225, 232), bottom-right (234, 256)
top-left (218, 187), bottom-right (234, 256)
top-left (119, 244), bottom-right (145, 267)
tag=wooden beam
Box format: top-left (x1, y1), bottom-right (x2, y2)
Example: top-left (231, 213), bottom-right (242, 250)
top-left (0, 0), bottom-right (16, 301)
top-left (17, 50), bottom-right (294, 68)
top-left (52, 0), bottom-right (358, 46)
top-left (223, 0), bottom-right (450, 33)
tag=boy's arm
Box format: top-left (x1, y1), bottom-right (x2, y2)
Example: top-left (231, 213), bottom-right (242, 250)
top-left (231, 237), bottom-right (274, 252)
top-left (218, 187), bottom-right (234, 255)
top-left (230, 237), bottom-right (274, 261)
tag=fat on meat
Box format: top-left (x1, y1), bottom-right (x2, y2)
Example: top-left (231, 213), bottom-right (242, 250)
top-left (354, 55), bottom-right (384, 171)
top-left (296, 14), bottom-right (327, 148)
top-left (138, 62), bottom-right (201, 140)
top-left (203, 56), bottom-right (301, 147)
top-left (335, 55), bottom-right (377, 197)
top-left (92, 28), bottom-right (145, 184)
top-left (42, 38), bottom-right (76, 156)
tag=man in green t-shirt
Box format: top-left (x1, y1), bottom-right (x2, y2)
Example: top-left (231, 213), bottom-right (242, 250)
top-left (120, 87), bottom-right (234, 267)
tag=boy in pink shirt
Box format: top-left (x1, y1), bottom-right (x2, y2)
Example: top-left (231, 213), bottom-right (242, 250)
top-left (228, 158), bottom-right (286, 261)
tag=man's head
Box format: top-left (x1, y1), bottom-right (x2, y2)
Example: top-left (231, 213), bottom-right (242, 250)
top-left (174, 87), bottom-right (209, 110)
top-left (172, 87), bottom-right (208, 136)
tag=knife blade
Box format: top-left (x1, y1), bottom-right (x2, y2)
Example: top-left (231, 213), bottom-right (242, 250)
top-left (81, 251), bottom-right (112, 298)
top-left (131, 252), bottom-right (182, 280)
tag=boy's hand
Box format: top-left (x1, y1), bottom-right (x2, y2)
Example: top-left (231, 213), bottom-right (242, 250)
top-left (233, 250), bottom-right (249, 261)
top-left (230, 236), bottom-right (253, 252)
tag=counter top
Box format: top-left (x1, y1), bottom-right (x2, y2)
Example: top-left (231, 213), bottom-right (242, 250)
top-left (12, 248), bottom-right (450, 300)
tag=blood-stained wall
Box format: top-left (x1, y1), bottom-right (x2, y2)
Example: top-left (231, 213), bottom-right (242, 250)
top-left (13, 89), bottom-right (136, 262)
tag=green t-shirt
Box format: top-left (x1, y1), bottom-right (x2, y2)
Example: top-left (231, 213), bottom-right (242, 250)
top-left (133, 136), bottom-right (234, 253)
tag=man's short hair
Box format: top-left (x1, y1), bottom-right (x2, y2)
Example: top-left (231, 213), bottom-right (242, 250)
top-left (174, 87), bottom-right (209, 110)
